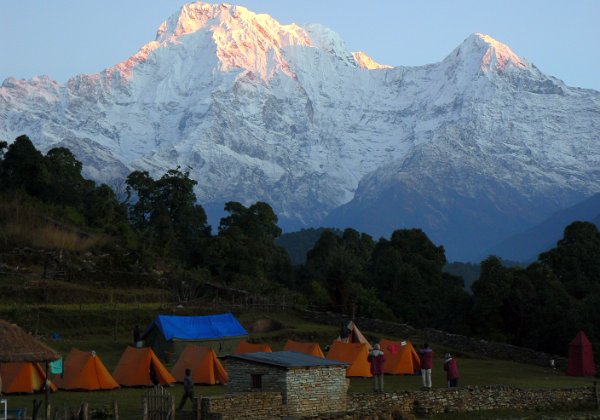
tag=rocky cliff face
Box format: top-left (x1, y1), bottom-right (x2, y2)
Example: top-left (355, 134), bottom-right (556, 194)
top-left (1, 2), bottom-right (599, 260)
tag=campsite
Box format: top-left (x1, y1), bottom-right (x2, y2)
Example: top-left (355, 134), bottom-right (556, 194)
top-left (0, 305), bottom-right (596, 419)
top-left (2, 137), bottom-right (600, 417)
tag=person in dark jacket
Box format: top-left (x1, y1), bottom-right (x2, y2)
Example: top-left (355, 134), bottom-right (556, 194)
top-left (367, 343), bottom-right (386, 392)
top-left (418, 343), bottom-right (435, 389)
top-left (443, 353), bottom-right (460, 388)
top-left (149, 362), bottom-right (159, 386)
top-left (133, 325), bottom-right (141, 347)
top-left (340, 321), bottom-right (351, 343)
top-left (178, 368), bottom-right (195, 410)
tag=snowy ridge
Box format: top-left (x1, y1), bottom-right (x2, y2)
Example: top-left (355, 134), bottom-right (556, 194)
top-left (352, 51), bottom-right (392, 70)
top-left (0, 1), bottom-right (599, 260)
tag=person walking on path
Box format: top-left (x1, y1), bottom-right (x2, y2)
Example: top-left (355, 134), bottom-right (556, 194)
top-left (367, 343), bottom-right (386, 392)
top-left (443, 353), bottom-right (460, 388)
top-left (178, 368), bottom-right (195, 410)
top-left (419, 343), bottom-right (435, 389)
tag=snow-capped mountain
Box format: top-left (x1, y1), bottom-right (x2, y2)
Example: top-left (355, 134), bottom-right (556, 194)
top-left (1, 2), bottom-right (599, 261)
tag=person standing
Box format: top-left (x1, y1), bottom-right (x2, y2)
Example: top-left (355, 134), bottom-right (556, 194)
top-left (340, 321), bottom-right (351, 343)
top-left (367, 343), bottom-right (386, 392)
top-left (178, 368), bottom-right (195, 410)
top-left (149, 362), bottom-right (159, 386)
top-left (418, 343), bottom-right (435, 389)
top-left (443, 353), bottom-right (460, 388)
top-left (133, 325), bottom-right (141, 347)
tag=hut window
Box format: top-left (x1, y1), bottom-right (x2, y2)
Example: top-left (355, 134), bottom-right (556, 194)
top-left (251, 374), bottom-right (262, 389)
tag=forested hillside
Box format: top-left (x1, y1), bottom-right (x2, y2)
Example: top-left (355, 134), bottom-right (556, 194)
top-left (2, 135), bottom-right (600, 359)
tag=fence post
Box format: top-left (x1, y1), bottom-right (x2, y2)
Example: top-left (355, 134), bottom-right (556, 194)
top-left (32, 399), bottom-right (43, 420)
top-left (142, 397), bottom-right (148, 420)
top-left (192, 397), bottom-right (200, 420)
top-left (81, 402), bottom-right (88, 420)
top-left (170, 393), bottom-right (175, 419)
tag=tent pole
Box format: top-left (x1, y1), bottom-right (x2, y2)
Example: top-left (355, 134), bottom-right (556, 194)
top-left (45, 361), bottom-right (49, 420)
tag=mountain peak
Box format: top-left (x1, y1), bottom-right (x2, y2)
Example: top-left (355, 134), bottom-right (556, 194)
top-left (112, 2), bottom-right (314, 81)
top-left (470, 33), bottom-right (527, 71)
top-left (451, 33), bottom-right (527, 73)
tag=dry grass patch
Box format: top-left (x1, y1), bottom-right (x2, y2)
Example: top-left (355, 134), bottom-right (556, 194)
top-left (0, 198), bottom-right (105, 251)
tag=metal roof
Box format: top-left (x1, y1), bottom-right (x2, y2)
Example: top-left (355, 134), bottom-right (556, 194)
top-left (223, 351), bottom-right (348, 369)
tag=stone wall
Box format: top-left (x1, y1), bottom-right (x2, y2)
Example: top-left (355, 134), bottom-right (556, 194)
top-left (286, 366), bottom-right (348, 415)
top-left (224, 359), bottom-right (285, 394)
top-left (199, 385), bottom-right (598, 419)
top-left (200, 392), bottom-right (283, 420)
top-left (345, 385), bottom-right (597, 417)
top-left (296, 308), bottom-right (566, 368)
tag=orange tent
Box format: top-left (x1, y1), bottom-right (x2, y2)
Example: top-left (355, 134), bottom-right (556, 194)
top-left (326, 341), bottom-right (372, 377)
top-left (112, 347), bottom-right (175, 387)
top-left (53, 348), bottom-right (119, 391)
top-left (234, 341), bottom-right (272, 354)
top-left (0, 362), bottom-right (57, 394)
top-left (171, 345), bottom-right (228, 385)
top-left (379, 339), bottom-right (420, 375)
top-left (283, 340), bottom-right (325, 358)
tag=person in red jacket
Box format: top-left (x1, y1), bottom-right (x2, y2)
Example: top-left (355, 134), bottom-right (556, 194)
top-left (418, 343), bottom-right (435, 389)
top-left (444, 353), bottom-right (460, 388)
top-left (367, 343), bottom-right (386, 392)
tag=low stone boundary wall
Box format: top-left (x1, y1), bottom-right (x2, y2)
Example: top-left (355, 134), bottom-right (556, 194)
top-left (200, 386), bottom-right (598, 419)
top-left (296, 308), bottom-right (566, 368)
top-left (200, 392), bottom-right (283, 419)
top-left (347, 385), bottom-right (597, 416)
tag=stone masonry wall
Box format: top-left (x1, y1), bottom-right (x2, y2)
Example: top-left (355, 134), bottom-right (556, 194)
top-left (296, 308), bottom-right (567, 368)
top-left (346, 385), bottom-right (597, 417)
top-left (200, 392), bottom-right (283, 420)
top-left (286, 366), bottom-right (348, 416)
top-left (224, 359), bottom-right (286, 394)
top-left (200, 385), bottom-right (597, 419)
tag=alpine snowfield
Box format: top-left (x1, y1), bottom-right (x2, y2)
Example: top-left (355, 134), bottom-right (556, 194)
top-left (1, 2), bottom-right (599, 260)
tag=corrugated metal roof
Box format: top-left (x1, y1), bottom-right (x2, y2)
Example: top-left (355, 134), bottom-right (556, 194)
top-left (224, 351), bottom-right (349, 369)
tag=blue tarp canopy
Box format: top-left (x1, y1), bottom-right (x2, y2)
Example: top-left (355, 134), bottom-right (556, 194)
top-left (145, 313), bottom-right (248, 341)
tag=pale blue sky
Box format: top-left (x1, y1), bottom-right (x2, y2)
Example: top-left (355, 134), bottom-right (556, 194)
top-left (1, 0), bottom-right (598, 90)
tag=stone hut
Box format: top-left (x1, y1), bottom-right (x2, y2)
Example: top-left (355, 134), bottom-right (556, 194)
top-left (222, 351), bottom-right (349, 416)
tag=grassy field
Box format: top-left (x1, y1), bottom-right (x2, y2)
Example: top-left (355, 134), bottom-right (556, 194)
top-left (1, 309), bottom-right (594, 420)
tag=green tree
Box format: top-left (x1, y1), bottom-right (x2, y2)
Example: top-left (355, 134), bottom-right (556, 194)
top-left (219, 201), bottom-right (282, 240)
top-left (207, 201), bottom-right (292, 288)
top-left (0, 135), bottom-right (48, 196)
top-left (125, 170), bottom-right (156, 230)
top-left (539, 222), bottom-right (600, 299)
top-left (304, 228), bottom-right (374, 312)
top-left (470, 256), bottom-right (514, 341)
top-left (470, 257), bottom-right (582, 352)
top-left (368, 229), bottom-right (470, 330)
top-left (125, 168), bottom-right (210, 266)
top-left (538, 222), bottom-right (600, 357)
top-left (44, 147), bottom-right (86, 206)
